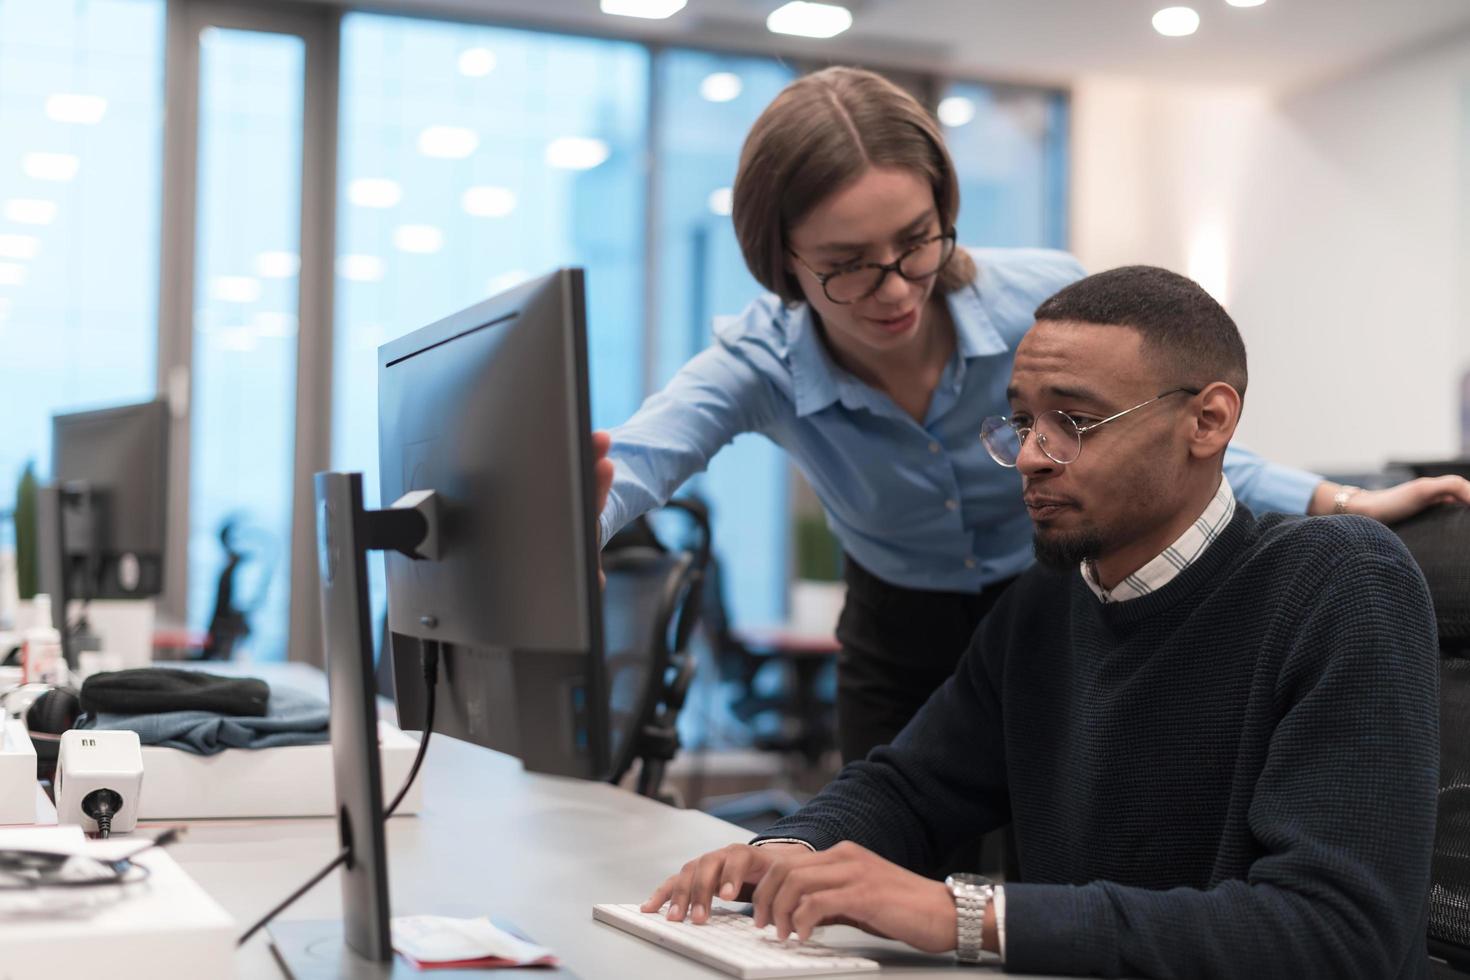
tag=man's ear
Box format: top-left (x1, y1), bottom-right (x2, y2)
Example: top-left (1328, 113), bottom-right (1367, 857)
top-left (1187, 382), bottom-right (1242, 460)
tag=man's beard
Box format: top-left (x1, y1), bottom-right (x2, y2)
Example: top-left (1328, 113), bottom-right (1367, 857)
top-left (1032, 528), bottom-right (1106, 570)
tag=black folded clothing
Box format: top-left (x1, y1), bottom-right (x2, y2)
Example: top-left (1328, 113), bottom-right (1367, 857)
top-left (80, 668), bottom-right (270, 717)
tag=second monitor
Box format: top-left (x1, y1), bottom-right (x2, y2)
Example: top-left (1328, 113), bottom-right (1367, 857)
top-left (379, 267), bottom-right (610, 779)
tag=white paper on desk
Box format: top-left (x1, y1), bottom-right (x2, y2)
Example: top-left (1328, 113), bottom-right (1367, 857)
top-left (392, 914), bottom-right (555, 965)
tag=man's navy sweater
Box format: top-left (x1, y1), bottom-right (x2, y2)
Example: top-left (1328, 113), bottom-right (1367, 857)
top-left (759, 508), bottom-right (1439, 978)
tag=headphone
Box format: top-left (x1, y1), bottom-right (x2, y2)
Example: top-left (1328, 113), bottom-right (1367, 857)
top-left (25, 686), bottom-right (81, 735)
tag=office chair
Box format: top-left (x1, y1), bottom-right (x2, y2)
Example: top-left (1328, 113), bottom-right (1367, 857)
top-left (602, 499), bottom-right (711, 802)
top-left (1389, 504), bottom-right (1470, 973)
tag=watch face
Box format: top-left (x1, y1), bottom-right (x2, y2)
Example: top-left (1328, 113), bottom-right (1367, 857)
top-left (945, 873), bottom-right (993, 888)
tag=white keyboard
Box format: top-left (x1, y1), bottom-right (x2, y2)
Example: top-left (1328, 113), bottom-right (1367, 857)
top-left (593, 903), bottom-right (881, 979)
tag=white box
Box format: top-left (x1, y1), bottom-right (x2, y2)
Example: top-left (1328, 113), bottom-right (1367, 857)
top-left (137, 720), bottom-right (423, 819)
top-left (0, 826), bottom-right (235, 980)
top-left (0, 717), bottom-right (38, 825)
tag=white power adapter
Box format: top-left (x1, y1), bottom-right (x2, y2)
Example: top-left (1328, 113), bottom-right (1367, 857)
top-left (56, 729), bottom-right (144, 837)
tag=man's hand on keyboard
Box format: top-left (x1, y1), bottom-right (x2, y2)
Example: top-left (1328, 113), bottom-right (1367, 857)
top-left (642, 840), bottom-right (957, 954)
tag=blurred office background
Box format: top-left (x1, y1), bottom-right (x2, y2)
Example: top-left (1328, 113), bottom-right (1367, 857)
top-left (2, 0), bottom-right (1469, 789)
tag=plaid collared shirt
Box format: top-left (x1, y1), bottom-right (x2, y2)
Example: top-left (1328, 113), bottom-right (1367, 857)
top-left (1082, 477), bottom-right (1236, 604)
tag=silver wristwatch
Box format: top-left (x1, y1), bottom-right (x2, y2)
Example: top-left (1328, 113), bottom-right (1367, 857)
top-left (945, 872), bottom-right (994, 964)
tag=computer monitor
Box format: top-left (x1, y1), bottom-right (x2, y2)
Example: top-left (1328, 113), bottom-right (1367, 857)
top-left (270, 268), bottom-right (608, 974)
top-left (379, 268), bottom-right (608, 780)
top-left (38, 399), bottom-right (169, 656)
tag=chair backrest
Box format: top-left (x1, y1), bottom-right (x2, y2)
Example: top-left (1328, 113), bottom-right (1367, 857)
top-left (600, 500), bottom-right (711, 791)
top-left (1391, 504), bottom-right (1470, 965)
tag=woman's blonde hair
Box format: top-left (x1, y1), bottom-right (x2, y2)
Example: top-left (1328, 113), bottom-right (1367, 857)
top-left (732, 66), bottom-right (974, 305)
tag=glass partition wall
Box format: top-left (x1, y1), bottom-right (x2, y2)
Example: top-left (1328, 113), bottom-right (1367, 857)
top-left (0, 0), bottom-right (1069, 663)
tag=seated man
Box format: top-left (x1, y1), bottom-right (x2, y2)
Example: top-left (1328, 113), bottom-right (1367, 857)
top-left (641, 266), bottom-right (1441, 978)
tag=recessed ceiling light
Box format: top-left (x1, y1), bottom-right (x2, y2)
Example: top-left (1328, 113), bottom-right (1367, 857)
top-left (255, 251), bottom-right (300, 278)
top-left (0, 263), bottom-right (27, 287)
top-left (767, 2), bottom-right (853, 39)
top-left (45, 94), bottom-right (108, 125)
top-left (487, 270), bottom-right (531, 296)
top-left (337, 255), bottom-right (385, 282)
top-left (3, 199), bottom-right (57, 225)
top-left (0, 234), bottom-right (40, 260)
top-left (394, 225), bottom-right (444, 254)
top-left (600, 0), bottom-right (687, 19)
top-left (23, 152), bottom-right (80, 182)
top-left (937, 96), bottom-right (976, 128)
top-left (417, 126), bottom-right (479, 159)
top-left (1225, 0), bottom-right (1266, 6)
top-left (545, 137), bottom-right (610, 171)
top-left (210, 276), bottom-right (261, 304)
top-left (458, 48), bottom-right (496, 77)
top-left (700, 72), bottom-right (743, 103)
top-left (348, 178), bottom-right (402, 208)
top-left (252, 311), bottom-right (298, 337)
top-left (462, 186), bottom-right (518, 218)
top-left (707, 187), bottom-right (733, 216)
top-left (1152, 6), bottom-right (1200, 37)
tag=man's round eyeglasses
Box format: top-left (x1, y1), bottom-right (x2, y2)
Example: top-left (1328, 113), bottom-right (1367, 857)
top-left (980, 387), bottom-right (1202, 468)
top-left (790, 231), bottom-right (957, 305)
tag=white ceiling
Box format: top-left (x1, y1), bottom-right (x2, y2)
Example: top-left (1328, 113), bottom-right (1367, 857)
top-left (337, 0), bottom-right (1470, 91)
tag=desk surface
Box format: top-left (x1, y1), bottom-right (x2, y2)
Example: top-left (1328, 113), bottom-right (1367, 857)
top-left (163, 735), bottom-right (1033, 978)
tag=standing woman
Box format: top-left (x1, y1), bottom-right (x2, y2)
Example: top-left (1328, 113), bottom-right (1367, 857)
top-left (597, 67), bottom-right (1470, 765)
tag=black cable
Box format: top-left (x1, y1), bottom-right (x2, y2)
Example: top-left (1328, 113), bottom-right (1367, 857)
top-left (81, 788), bottom-right (123, 839)
top-left (236, 642), bottom-right (440, 947)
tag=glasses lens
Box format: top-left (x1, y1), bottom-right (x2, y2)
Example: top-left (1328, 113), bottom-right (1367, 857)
top-left (823, 267), bottom-right (882, 304)
top-left (1034, 411), bottom-right (1082, 464)
top-left (980, 416), bottom-right (1022, 467)
top-left (898, 235), bottom-right (954, 281)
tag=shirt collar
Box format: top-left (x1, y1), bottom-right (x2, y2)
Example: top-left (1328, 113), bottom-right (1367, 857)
top-left (787, 274), bottom-right (1010, 419)
top-left (1082, 476), bottom-right (1237, 604)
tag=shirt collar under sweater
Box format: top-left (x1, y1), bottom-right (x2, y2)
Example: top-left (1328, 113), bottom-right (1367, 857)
top-left (1082, 477), bottom-right (1236, 604)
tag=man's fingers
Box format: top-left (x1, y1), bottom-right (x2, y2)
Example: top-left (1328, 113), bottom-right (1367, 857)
top-left (688, 850), bottom-right (736, 923)
top-left (641, 875), bottom-right (677, 913)
top-left (767, 865), bottom-right (853, 940)
top-left (790, 886), bottom-right (868, 943)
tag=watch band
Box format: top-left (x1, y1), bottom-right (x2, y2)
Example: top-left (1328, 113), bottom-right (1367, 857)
top-left (945, 874), bottom-right (993, 964)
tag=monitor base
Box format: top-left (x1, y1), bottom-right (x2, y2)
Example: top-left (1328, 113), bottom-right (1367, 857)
top-left (269, 919), bottom-right (579, 979)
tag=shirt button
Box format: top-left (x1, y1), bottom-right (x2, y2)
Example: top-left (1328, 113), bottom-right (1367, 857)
top-left (964, 557), bottom-right (976, 569)
top-left (945, 499), bottom-right (958, 511)
top-left (928, 441), bottom-right (941, 454)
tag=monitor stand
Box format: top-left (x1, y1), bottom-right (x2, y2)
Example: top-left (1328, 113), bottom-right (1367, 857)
top-left (269, 472), bottom-right (426, 977)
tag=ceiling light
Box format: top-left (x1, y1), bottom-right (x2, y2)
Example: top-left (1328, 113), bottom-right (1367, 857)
top-left (1152, 6), bottom-right (1200, 36)
top-left (45, 94), bottom-right (108, 125)
top-left (1225, 0), bottom-right (1265, 6)
top-left (252, 311), bottom-right (298, 337)
top-left (417, 126), bottom-right (479, 159)
top-left (600, 0), bottom-right (687, 19)
top-left (347, 178), bottom-right (402, 208)
top-left (0, 234), bottom-right (40, 260)
top-left (458, 48), bottom-right (496, 77)
top-left (23, 152), bottom-right (80, 182)
top-left (4, 199), bottom-right (57, 225)
top-left (707, 187), bottom-right (733, 216)
top-left (0, 263), bottom-right (26, 287)
top-left (767, 2), bottom-right (852, 39)
top-left (462, 186), bottom-right (518, 218)
top-left (937, 96), bottom-right (976, 128)
top-left (210, 276), bottom-right (261, 304)
top-left (338, 255), bottom-right (385, 282)
top-left (255, 251), bottom-right (300, 278)
top-left (700, 72), bottom-right (743, 103)
top-left (393, 225), bottom-right (444, 254)
top-left (545, 137), bottom-right (610, 171)
top-left (487, 270), bottom-right (531, 296)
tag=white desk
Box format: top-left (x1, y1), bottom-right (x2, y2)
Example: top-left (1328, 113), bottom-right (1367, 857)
top-left (162, 735), bottom-right (1035, 978)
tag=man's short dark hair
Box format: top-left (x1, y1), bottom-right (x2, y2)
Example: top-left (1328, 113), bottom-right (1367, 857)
top-left (1033, 266), bottom-right (1248, 396)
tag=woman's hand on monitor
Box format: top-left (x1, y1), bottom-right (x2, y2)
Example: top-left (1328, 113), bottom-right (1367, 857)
top-left (593, 431), bottom-right (614, 587)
